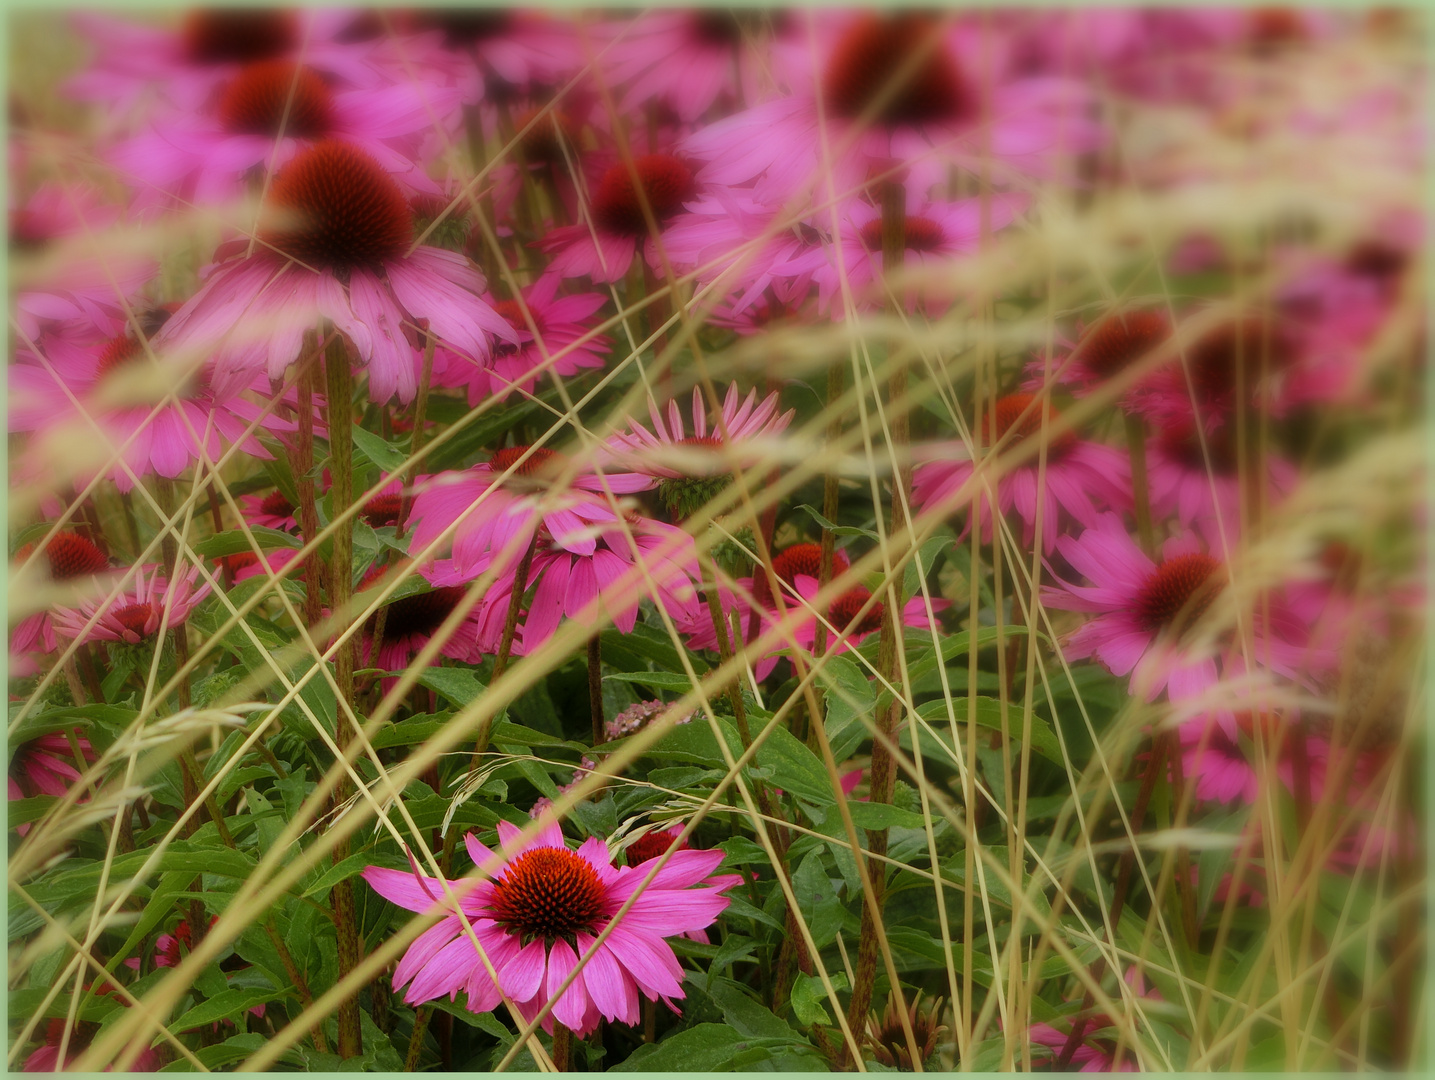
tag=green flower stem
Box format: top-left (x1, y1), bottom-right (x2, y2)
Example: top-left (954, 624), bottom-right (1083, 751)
top-left (844, 175), bottom-right (911, 1068)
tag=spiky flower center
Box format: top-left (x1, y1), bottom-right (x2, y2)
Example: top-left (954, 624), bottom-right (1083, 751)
top-left (40, 532), bottom-right (110, 579)
top-left (488, 300), bottom-right (534, 358)
top-left (822, 14), bottom-right (967, 127)
top-left (515, 108), bottom-right (577, 166)
top-left (1158, 421), bottom-right (1238, 475)
top-left (416, 9), bottom-right (511, 47)
top-left (857, 215), bottom-right (945, 254)
top-left (625, 829), bottom-right (686, 866)
top-left (489, 445), bottom-right (561, 478)
top-left (262, 140), bottom-right (413, 272)
top-left (375, 586), bottom-right (466, 644)
top-left (1078, 310), bottom-right (1170, 379)
top-left (753, 542), bottom-right (850, 607)
top-left (111, 602), bottom-right (155, 639)
top-left (362, 494), bottom-right (403, 528)
top-left (830, 587), bottom-right (885, 636)
top-left (1188, 319), bottom-right (1293, 401)
top-left (183, 10), bottom-right (296, 64)
top-left (591, 155), bottom-right (695, 236)
top-left (260, 491), bottom-right (296, 519)
top-left (94, 336), bottom-right (143, 381)
top-left (217, 61), bottom-right (335, 139)
top-left (981, 393), bottom-right (1076, 456)
top-left (1134, 553), bottom-right (1223, 635)
top-left (489, 846), bottom-right (608, 941)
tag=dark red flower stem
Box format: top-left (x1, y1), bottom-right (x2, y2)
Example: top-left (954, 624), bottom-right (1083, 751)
top-left (471, 529), bottom-right (539, 767)
top-left (324, 333), bottom-right (363, 1060)
top-left (844, 177), bottom-right (912, 1068)
top-left (396, 335), bottom-right (436, 539)
top-left (293, 336), bottom-right (327, 629)
top-left (1124, 413), bottom-right (1157, 557)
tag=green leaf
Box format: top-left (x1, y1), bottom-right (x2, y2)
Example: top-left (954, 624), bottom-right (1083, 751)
top-left (171, 1032), bottom-right (268, 1071)
top-left (818, 655), bottom-right (875, 762)
top-left (417, 667), bottom-right (487, 708)
top-left (792, 850), bottom-right (844, 948)
top-left (704, 976), bottom-right (801, 1041)
top-left (350, 424), bottom-right (408, 474)
top-left (905, 697), bottom-right (1065, 766)
top-left (845, 801), bottom-right (927, 831)
top-left (610, 1023), bottom-right (778, 1072)
top-left (371, 715), bottom-right (449, 750)
top-left (644, 717), bottom-right (743, 767)
top-left (604, 670), bottom-right (694, 694)
top-left (302, 853), bottom-right (391, 899)
top-left (791, 971), bottom-right (848, 1026)
top-left (6, 795), bottom-right (56, 827)
top-left (756, 722), bottom-right (835, 806)
top-left (193, 527), bottom-right (302, 557)
top-left (168, 988), bottom-right (277, 1034)
top-left (792, 504), bottom-right (879, 541)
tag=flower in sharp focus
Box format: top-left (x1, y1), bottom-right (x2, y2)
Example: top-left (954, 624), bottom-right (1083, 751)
top-left (153, 139), bottom-right (519, 406)
top-left (362, 819), bottom-right (741, 1037)
top-left (52, 563), bottom-right (213, 647)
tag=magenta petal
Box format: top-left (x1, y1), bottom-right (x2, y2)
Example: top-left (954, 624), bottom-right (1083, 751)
top-left (500, 938), bottom-right (549, 1002)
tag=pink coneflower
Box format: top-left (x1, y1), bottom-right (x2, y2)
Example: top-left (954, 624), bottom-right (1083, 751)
top-left (110, 58), bottom-right (459, 208)
top-left (397, 9), bottom-right (584, 104)
top-left (427, 513), bottom-right (703, 654)
top-left (683, 12), bottom-right (1101, 209)
top-left (215, 546), bottom-right (304, 586)
top-left (594, 10), bottom-right (780, 123)
top-left (9, 731), bottom-right (96, 836)
top-left (407, 445), bottom-right (652, 580)
top-left (1029, 307), bottom-right (1173, 399)
top-left (22, 986), bottom-right (162, 1072)
top-left (810, 189), bottom-right (1026, 313)
top-left (1128, 315), bottom-right (1299, 429)
top-left (10, 311), bottom-right (301, 493)
top-left (1042, 514), bottom-right (1228, 701)
top-left (1145, 417), bottom-right (1298, 544)
top-left (430, 274), bottom-right (610, 404)
top-left (239, 489), bottom-right (300, 532)
top-left (662, 191), bottom-right (829, 316)
top-left (537, 154), bottom-right (699, 283)
top-left (606, 385), bottom-right (794, 519)
top-left (10, 532), bottom-right (115, 654)
top-left (52, 564), bottom-right (212, 647)
top-left (361, 818), bottom-right (740, 1036)
top-left (1026, 966), bottom-right (1158, 1071)
top-left (359, 562), bottom-right (484, 678)
top-left (10, 181), bottom-right (157, 343)
top-left (708, 542), bottom-right (944, 680)
top-left (153, 139), bottom-right (517, 405)
top-left (911, 393), bottom-right (1131, 552)
top-left (63, 8), bottom-right (407, 120)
